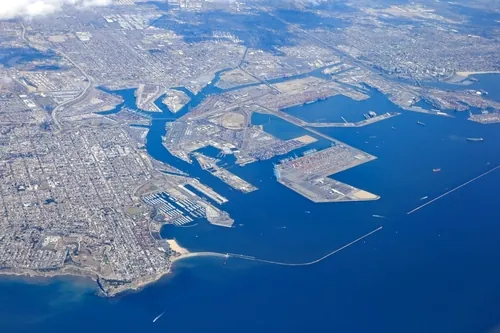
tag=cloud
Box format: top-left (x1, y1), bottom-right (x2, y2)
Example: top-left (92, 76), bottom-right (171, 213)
top-left (0, 0), bottom-right (112, 20)
top-left (0, 75), bottom-right (13, 85)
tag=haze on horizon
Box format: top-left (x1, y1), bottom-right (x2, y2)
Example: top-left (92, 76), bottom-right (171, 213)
top-left (0, 0), bottom-right (111, 20)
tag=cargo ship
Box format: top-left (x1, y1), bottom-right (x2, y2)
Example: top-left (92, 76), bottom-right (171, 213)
top-left (417, 121), bottom-right (426, 126)
top-left (466, 137), bottom-right (484, 142)
top-left (302, 148), bottom-right (317, 156)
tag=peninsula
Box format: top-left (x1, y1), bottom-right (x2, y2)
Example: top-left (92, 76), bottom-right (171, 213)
top-left (1, 0), bottom-right (499, 296)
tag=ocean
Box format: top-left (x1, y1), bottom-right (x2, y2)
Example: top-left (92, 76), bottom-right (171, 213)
top-left (2, 74), bottom-right (500, 333)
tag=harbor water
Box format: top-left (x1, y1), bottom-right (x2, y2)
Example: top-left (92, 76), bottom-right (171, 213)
top-left (2, 74), bottom-right (500, 333)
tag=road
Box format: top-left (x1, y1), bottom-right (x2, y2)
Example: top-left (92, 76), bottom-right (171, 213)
top-left (238, 47), bottom-right (281, 93)
top-left (20, 21), bottom-right (93, 131)
top-left (268, 12), bottom-right (420, 95)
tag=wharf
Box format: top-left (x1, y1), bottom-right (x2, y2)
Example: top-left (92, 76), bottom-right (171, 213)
top-left (275, 145), bottom-right (379, 203)
top-left (183, 180), bottom-right (228, 205)
top-left (305, 112), bottom-right (400, 128)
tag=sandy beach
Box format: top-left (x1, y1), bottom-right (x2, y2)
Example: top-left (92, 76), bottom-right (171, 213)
top-left (166, 239), bottom-right (189, 255)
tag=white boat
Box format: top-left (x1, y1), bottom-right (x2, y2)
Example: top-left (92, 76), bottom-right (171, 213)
top-left (153, 311), bottom-right (165, 323)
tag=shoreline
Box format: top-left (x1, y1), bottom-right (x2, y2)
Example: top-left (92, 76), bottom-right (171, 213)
top-left (0, 270), bottom-right (97, 286)
top-left (0, 248), bottom-right (226, 298)
top-left (455, 71), bottom-right (500, 78)
top-left (443, 71), bottom-right (500, 84)
top-left (0, 269), bottom-right (101, 294)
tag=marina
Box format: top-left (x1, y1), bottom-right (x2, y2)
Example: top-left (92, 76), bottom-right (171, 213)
top-left (143, 192), bottom-right (206, 226)
top-left (4, 76), bottom-right (500, 333)
top-left (2, 1), bottom-right (500, 333)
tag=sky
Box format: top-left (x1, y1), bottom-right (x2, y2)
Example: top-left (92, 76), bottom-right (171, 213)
top-left (0, 0), bottom-right (112, 19)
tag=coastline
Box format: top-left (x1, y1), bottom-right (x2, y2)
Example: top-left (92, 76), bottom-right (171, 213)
top-left (455, 71), bottom-right (500, 78)
top-left (443, 71), bottom-right (500, 84)
top-left (0, 239), bottom-right (226, 298)
top-left (0, 268), bottom-right (101, 294)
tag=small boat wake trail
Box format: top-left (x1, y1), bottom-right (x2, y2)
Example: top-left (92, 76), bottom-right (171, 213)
top-left (407, 164), bottom-right (500, 215)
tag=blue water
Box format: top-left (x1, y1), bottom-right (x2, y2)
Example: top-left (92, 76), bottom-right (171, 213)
top-left (251, 112), bottom-right (311, 140)
top-left (285, 73), bottom-right (500, 124)
top-left (445, 74), bottom-right (500, 103)
top-left (283, 87), bottom-right (402, 123)
top-left (423, 73), bottom-right (499, 100)
top-left (2, 71), bottom-right (500, 333)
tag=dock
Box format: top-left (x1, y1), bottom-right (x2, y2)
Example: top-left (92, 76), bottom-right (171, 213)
top-left (183, 180), bottom-right (228, 205)
top-left (275, 145), bottom-right (379, 202)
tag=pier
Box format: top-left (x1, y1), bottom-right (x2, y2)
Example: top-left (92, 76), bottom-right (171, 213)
top-left (275, 144), bottom-right (379, 202)
top-left (183, 180), bottom-right (228, 205)
top-left (176, 226), bottom-right (383, 267)
top-left (256, 104), bottom-right (399, 129)
top-left (230, 226), bottom-right (383, 266)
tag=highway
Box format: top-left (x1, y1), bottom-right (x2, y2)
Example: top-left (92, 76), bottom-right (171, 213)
top-left (237, 46), bottom-right (281, 93)
top-left (20, 21), bottom-right (93, 131)
top-left (49, 49), bottom-right (93, 131)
